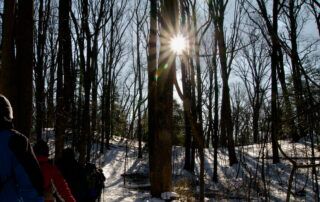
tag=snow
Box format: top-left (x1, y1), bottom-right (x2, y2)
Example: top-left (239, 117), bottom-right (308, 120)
top-left (41, 129), bottom-right (319, 202)
top-left (96, 139), bottom-right (151, 201)
top-left (95, 136), bottom-right (320, 201)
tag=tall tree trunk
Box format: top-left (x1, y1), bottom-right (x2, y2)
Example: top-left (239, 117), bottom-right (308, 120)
top-left (56, 0), bottom-right (71, 159)
top-left (87, 0), bottom-right (105, 161)
top-left (148, 0), bottom-right (158, 196)
top-left (35, 0), bottom-right (45, 140)
top-left (90, 40), bottom-right (98, 162)
top-left (83, 0), bottom-right (92, 164)
top-left (277, 49), bottom-right (297, 139)
top-left (191, 3), bottom-right (205, 200)
top-left (214, 0), bottom-right (238, 165)
top-left (136, 5), bottom-right (143, 158)
top-left (253, 88), bottom-right (260, 143)
top-left (180, 1), bottom-right (193, 172)
top-left (181, 55), bottom-right (193, 172)
top-left (270, 0), bottom-right (280, 163)
top-left (35, 0), bottom-right (50, 140)
top-left (15, 0), bottom-right (34, 137)
top-left (105, 9), bottom-right (114, 150)
top-left (288, 0), bottom-right (304, 141)
top-left (213, 37), bottom-right (219, 182)
top-left (101, 26), bottom-right (107, 153)
top-left (0, 0), bottom-right (16, 110)
top-left (149, 0), bottom-right (178, 197)
top-left (47, 28), bottom-right (56, 129)
top-left (255, 0), bottom-right (280, 163)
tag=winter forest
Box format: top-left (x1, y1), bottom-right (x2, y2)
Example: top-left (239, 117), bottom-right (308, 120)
top-left (0, 0), bottom-right (320, 201)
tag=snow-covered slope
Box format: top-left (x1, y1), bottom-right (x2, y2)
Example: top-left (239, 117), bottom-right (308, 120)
top-left (95, 137), bottom-right (320, 201)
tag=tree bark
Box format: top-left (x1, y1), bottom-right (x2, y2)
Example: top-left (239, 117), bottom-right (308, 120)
top-left (287, 0), bottom-right (305, 141)
top-left (0, 0), bottom-right (16, 111)
top-left (35, 0), bottom-right (51, 140)
top-left (148, 0), bottom-right (158, 196)
top-left (14, 0), bottom-right (34, 137)
top-left (149, 0), bottom-right (178, 197)
top-left (55, 0), bottom-right (71, 159)
top-left (212, 0), bottom-right (238, 165)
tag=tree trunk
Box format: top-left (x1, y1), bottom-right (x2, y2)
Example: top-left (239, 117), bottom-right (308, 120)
top-left (213, 37), bottom-right (219, 182)
top-left (104, 6), bottom-right (115, 151)
top-left (255, 0), bottom-right (280, 163)
top-left (214, 2), bottom-right (238, 165)
top-left (288, 0), bottom-right (305, 141)
top-left (191, 3), bottom-right (205, 200)
top-left (136, 7), bottom-right (143, 158)
top-left (47, 27), bottom-right (56, 129)
top-left (180, 2), bottom-right (192, 172)
top-left (101, 26), bottom-right (107, 153)
top-left (148, 0), bottom-right (158, 196)
top-left (15, 0), bottom-right (34, 137)
top-left (0, 0), bottom-right (16, 112)
top-left (149, 0), bottom-right (178, 197)
top-left (276, 49), bottom-right (297, 140)
top-left (270, 0), bottom-right (280, 163)
top-left (55, 0), bottom-right (71, 159)
top-left (35, 0), bottom-right (51, 140)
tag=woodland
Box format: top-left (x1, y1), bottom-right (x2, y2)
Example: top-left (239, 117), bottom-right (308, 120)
top-left (0, 0), bottom-right (320, 201)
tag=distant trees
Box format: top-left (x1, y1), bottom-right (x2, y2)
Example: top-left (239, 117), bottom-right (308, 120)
top-left (235, 29), bottom-right (270, 144)
top-left (1, 0), bottom-right (320, 200)
top-left (35, 0), bottom-right (51, 141)
top-left (55, 0), bottom-right (72, 159)
top-left (208, 0), bottom-right (240, 166)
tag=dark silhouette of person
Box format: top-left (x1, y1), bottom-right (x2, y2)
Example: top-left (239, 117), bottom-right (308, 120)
top-left (57, 148), bottom-right (88, 202)
top-left (0, 94), bottom-right (44, 201)
top-left (33, 139), bottom-right (76, 202)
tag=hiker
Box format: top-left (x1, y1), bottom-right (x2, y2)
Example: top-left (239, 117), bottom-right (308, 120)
top-left (0, 94), bottom-right (44, 202)
top-left (56, 148), bottom-right (88, 202)
top-left (84, 162), bottom-right (106, 202)
top-left (33, 139), bottom-right (76, 202)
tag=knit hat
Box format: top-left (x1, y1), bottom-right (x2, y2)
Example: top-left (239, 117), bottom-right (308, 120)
top-left (0, 94), bottom-right (13, 123)
top-left (33, 139), bottom-right (49, 157)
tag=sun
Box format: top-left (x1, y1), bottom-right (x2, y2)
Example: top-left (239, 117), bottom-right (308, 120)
top-left (170, 34), bottom-right (187, 55)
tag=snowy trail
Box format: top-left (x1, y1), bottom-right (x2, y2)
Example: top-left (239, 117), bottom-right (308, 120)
top-left (100, 143), bottom-right (150, 202)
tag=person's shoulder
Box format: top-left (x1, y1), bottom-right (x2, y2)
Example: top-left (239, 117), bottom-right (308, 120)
top-left (8, 129), bottom-right (29, 151)
top-left (9, 129), bottom-right (27, 139)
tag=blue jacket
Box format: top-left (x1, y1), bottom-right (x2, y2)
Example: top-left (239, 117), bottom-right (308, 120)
top-left (0, 129), bottom-right (44, 202)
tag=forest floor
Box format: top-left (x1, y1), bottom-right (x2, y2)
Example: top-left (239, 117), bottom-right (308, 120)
top-left (70, 136), bottom-right (320, 201)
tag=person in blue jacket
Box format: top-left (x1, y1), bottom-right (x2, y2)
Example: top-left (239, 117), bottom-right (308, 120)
top-left (0, 94), bottom-right (44, 202)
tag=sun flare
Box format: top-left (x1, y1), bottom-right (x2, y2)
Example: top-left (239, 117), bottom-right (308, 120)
top-left (170, 35), bottom-right (187, 55)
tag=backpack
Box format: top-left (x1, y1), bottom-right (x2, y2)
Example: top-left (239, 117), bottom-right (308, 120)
top-left (84, 163), bottom-right (106, 201)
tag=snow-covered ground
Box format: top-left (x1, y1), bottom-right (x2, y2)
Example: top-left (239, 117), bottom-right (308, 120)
top-left (95, 136), bottom-right (320, 201)
top-left (97, 141), bottom-right (151, 201)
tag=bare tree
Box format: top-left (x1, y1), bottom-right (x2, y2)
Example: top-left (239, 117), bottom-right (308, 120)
top-left (148, 0), bottom-right (178, 197)
top-left (235, 29), bottom-right (270, 144)
top-left (307, 0), bottom-right (320, 37)
top-left (35, 0), bottom-right (51, 140)
top-left (283, 0), bottom-right (306, 140)
top-left (133, 0), bottom-right (148, 158)
top-left (246, 0), bottom-right (282, 163)
top-left (55, 0), bottom-right (72, 158)
top-left (208, 0), bottom-right (241, 165)
top-left (147, 0), bottom-right (158, 195)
